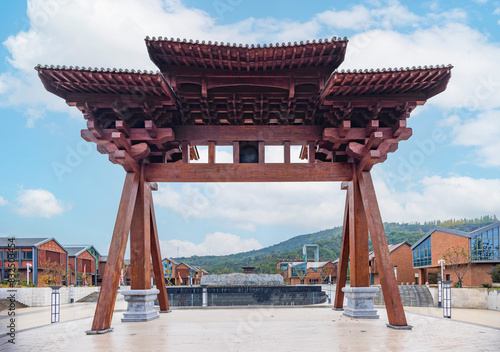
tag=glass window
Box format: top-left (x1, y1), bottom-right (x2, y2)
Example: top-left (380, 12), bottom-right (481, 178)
top-left (413, 237), bottom-right (432, 267)
top-left (471, 225), bottom-right (500, 261)
top-left (22, 251), bottom-right (33, 260)
top-left (5, 251), bottom-right (19, 260)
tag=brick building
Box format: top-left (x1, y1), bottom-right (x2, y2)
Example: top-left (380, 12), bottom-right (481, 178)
top-left (411, 222), bottom-right (500, 286)
top-left (64, 245), bottom-right (100, 286)
top-left (368, 242), bottom-right (414, 285)
top-left (279, 261), bottom-right (337, 285)
top-left (0, 237), bottom-right (68, 286)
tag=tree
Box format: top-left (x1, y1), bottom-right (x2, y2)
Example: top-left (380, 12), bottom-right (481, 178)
top-left (293, 265), bottom-right (307, 284)
top-left (40, 260), bottom-right (67, 286)
top-left (321, 265), bottom-right (335, 284)
top-left (442, 246), bottom-right (473, 288)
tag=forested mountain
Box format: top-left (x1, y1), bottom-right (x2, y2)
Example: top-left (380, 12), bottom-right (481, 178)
top-left (175, 215), bottom-right (497, 274)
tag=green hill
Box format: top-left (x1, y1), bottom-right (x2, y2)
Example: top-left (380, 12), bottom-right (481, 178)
top-left (174, 215), bottom-right (497, 274)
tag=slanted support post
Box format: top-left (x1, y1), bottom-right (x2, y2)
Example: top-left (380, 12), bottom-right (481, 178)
top-left (358, 171), bottom-right (411, 329)
top-left (147, 185), bottom-right (171, 312)
top-left (340, 166), bottom-right (378, 319)
top-left (87, 172), bottom-right (139, 334)
top-left (333, 182), bottom-right (350, 310)
top-left (348, 168), bottom-right (369, 287)
top-left (119, 163), bottom-right (160, 323)
top-left (130, 163), bottom-right (152, 290)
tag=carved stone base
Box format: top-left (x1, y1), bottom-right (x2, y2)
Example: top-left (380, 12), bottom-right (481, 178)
top-left (342, 287), bottom-right (380, 319)
top-left (121, 289), bottom-right (160, 322)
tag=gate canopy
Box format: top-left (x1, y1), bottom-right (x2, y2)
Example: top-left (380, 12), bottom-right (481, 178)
top-left (36, 37), bottom-right (451, 181)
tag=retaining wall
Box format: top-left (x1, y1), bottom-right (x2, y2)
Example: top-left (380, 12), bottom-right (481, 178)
top-left (426, 285), bottom-right (490, 309)
top-left (0, 287), bottom-right (99, 307)
top-left (164, 286), bottom-right (326, 307)
top-left (487, 289), bottom-right (500, 311)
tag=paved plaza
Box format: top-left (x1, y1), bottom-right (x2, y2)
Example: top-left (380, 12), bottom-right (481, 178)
top-left (1, 297), bottom-right (499, 352)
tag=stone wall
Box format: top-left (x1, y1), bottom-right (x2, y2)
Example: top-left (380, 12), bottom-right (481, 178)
top-left (487, 289), bottom-right (500, 311)
top-left (0, 286), bottom-right (99, 307)
top-left (426, 285), bottom-right (489, 309)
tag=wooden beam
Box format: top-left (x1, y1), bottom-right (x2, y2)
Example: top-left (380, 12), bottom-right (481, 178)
top-left (339, 120), bottom-right (350, 138)
top-left (144, 163), bottom-right (353, 183)
top-left (172, 125), bottom-right (324, 145)
top-left (307, 141), bottom-right (316, 164)
top-left (208, 141), bottom-right (215, 163)
top-left (88, 120), bottom-right (103, 139)
top-left (146, 186), bottom-right (170, 312)
top-left (145, 120), bottom-right (158, 138)
top-left (112, 132), bottom-right (131, 154)
top-left (349, 170), bottom-right (370, 287)
top-left (392, 120), bottom-right (406, 137)
top-left (181, 141), bottom-right (189, 163)
top-left (130, 164), bottom-right (152, 290)
top-left (115, 150), bottom-right (140, 174)
top-left (334, 186), bottom-right (350, 309)
top-left (115, 120), bottom-right (130, 137)
top-left (83, 127), bottom-right (175, 145)
top-left (358, 171), bottom-right (409, 327)
top-left (233, 142), bottom-right (240, 164)
top-left (284, 141), bottom-right (291, 164)
top-left (90, 172), bottom-right (139, 332)
top-left (258, 141), bottom-right (265, 163)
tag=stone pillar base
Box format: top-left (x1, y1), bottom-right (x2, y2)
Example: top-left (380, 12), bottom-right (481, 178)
top-left (342, 287), bottom-right (379, 319)
top-left (121, 289), bottom-right (160, 322)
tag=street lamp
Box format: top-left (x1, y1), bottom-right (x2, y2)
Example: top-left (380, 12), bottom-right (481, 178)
top-left (437, 259), bottom-right (445, 308)
top-left (26, 263), bottom-right (32, 285)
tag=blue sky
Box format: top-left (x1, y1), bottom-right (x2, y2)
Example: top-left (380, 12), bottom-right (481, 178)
top-left (0, 0), bottom-right (499, 258)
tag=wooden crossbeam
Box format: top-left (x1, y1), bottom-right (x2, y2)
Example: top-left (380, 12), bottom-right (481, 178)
top-left (358, 171), bottom-right (409, 327)
top-left (144, 163), bottom-right (352, 183)
top-left (82, 128), bottom-right (175, 145)
top-left (90, 172), bottom-right (139, 332)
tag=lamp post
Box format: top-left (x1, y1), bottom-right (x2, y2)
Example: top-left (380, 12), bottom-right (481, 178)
top-left (437, 259), bottom-right (445, 308)
top-left (26, 263), bottom-right (32, 286)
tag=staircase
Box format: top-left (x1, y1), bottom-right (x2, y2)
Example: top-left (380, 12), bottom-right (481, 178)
top-left (0, 298), bottom-right (29, 311)
top-left (77, 291), bottom-right (99, 303)
top-left (373, 285), bottom-right (434, 307)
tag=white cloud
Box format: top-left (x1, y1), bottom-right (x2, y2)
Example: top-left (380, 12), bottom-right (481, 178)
top-left (373, 171), bottom-right (500, 223)
top-left (24, 108), bottom-right (44, 128)
top-left (0, 196), bottom-right (7, 206)
top-left (154, 182), bottom-right (347, 231)
top-left (448, 109), bottom-right (500, 166)
top-left (159, 232), bottom-right (263, 257)
top-left (14, 188), bottom-right (71, 218)
top-left (342, 23), bottom-right (500, 111)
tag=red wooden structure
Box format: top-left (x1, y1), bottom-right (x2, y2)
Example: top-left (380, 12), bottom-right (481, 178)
top-left (37, 36), bottom-right (451, 332)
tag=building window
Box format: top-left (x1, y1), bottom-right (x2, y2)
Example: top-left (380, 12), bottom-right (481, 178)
top-left (22, 251), bottom-right (33, 260)
top-left (413, 237), bottom-right (432, 267)
top-left (309, 279), bottom-right (319, 284)
top-left (5, 251), bottom-right (19, 261)
top-left (471, 225), bottom-right (500, 261)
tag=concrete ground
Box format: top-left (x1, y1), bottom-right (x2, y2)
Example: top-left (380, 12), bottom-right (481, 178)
top-left (1, 296), bottom-right (499, 351)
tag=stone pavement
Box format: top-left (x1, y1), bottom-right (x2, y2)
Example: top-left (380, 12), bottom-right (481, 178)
top-left (1, 302), bottom-right (499, 351)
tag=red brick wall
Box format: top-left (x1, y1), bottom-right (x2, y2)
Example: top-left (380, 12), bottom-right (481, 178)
top-left (431, 231), bottom-right (469, 266)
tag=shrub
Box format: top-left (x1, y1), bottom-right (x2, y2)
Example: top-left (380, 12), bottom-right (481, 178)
top-left (428, 272), bottom-right (438, 284)
top-left (482, 283), bottom-right (492, 288)
top-left (489, 265), bottom-right (500, 283)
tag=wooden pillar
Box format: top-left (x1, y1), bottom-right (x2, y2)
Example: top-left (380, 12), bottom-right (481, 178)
top-left (284, 141), bottom-right (291, 164)
top-left (334, 183), bottom-right (350, 309)
top-left (358, 171), bottom-right (408, 327)
top-left (130, 163), bottom-right (152, 290)
top-left (147, 185), bottom-right (170, 311)
top-left (348, 169), bottom-right (370, 287)
top-left (208, 141), bottom-right (215, 164)
top-left (90, 172), bottom-right (139, 332)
